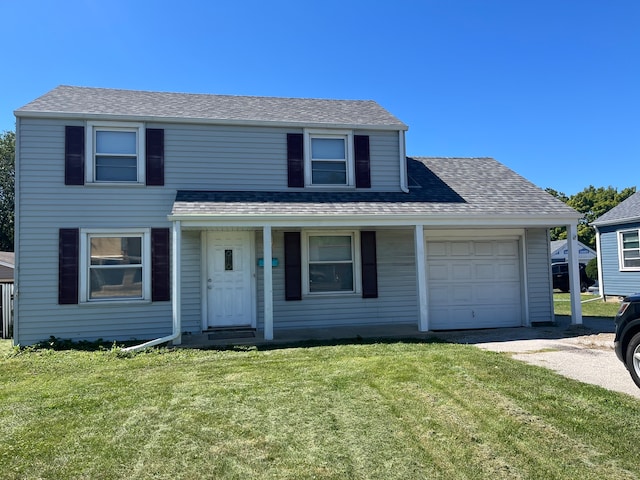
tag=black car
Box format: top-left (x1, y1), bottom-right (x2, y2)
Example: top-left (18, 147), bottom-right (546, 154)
top-left (614, 293), bottom-right (640, 388)
top-left (551, 262), bottom-right (594, 292)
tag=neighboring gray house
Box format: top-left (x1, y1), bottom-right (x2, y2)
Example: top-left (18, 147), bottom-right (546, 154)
top-left (13, 86), bottom-right (583, 347)
top-left (550, 239), bottom-right (596, 264)
top-left (592, 191), bottom-right (640, 297)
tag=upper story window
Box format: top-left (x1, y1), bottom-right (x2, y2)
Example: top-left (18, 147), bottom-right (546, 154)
top-left (619, 229), bottom-right (640, 270)
top-left (86, 122), bottom-right (145, 183)
top-left (304, 130), bottom-right (354, 187)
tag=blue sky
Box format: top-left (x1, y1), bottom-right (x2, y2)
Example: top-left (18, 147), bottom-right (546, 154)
top-left (2, 0), bottom-right (638, 195)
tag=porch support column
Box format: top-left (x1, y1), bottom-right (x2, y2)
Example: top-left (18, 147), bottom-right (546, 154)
top-left (172, 220), bottom-right (182, 345)
top-left (567, 223), bottom-right (583, 325)
top-left (415, 224), bottom-right (429, 331)
top-left (263, 225), bottom-right (274, 340)
top-left (595, 227), bottom-right (605, 300)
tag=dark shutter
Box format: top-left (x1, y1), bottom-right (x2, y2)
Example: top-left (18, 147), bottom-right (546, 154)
top-left (360, 231), bottom-right (378, 298)
top-left (287, 133), bottom-right (304, 188)
top-left (151, 228), bottom-right (171, 301)
top-left (59, 228), bottom-right (79, 304)
top-left (354, 135), bottom-right (371, 188)
top-left (284, 232), bottom-right (302, 300)
top-left (146, 129), bottom-right (164, 186)
top-left (65, 126), bottom-right (85, 185)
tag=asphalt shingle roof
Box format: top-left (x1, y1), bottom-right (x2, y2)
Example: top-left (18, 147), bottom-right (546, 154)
top-left (592, 191), bottom-right (640, 226)
top-left (15, 85), bottom-right (407, 129)
top-left (171, 157), bottom-right (579, 220)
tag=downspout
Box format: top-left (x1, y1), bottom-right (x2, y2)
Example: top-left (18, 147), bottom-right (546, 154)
top-left (399, 130), bottom-right (409, 193)
top-left (13, 118), bottom-right (21, 346)
top-left (584, 226), bottom-right (606, 303)
top-left (123, 221), bottom-right (182, 352)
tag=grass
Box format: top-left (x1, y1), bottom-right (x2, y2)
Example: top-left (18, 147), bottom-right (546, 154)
top-left (553, 292), bottom-right (622, 317)
top-left (2, 339), bottom-right (640, 479)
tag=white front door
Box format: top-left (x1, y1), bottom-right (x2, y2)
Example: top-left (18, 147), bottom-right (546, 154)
top-left (205, 231), bottom-right (255, 329)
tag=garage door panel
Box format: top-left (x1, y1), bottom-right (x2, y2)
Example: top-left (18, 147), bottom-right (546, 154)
top-left (497, 241), bottom-right (518, 256)
top-left (497, 262), bottom-right (519, 279)
top-left (451, 242), bottom-right (472, 256)
top-left (475, 284), bottom-right (497, 302)
top-left (428, 264), bottom-right (449, 281)
top-left (451, 285), bottom-right (472, 303)
top-left (474, 242), bottom-right (494, 256)
top-left (428, 242), bottom-right (448, 257)
top-left (475, 307), bottom-right (519, 327)
top-left (429, 286), bottom-right (451, 306)
top-left (451, 264), bottom-right (472, 280)
top-left (427, 239), bottom-right (522, 330)
top-left (475, 263), bottom-right (496, 280)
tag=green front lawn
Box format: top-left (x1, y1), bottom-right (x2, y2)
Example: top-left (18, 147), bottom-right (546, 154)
top-left (1, 339), bottom-right (639, 479)
top-left (554, 292), bottom-right (622, 317)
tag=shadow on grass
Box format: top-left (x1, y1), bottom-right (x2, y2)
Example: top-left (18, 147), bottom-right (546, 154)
top-left (201, 335), bottom-right (449, 353)
top-left (15, 315), bottom-right (616, 354)
top-left (16, 334), bottom-right (448, 354)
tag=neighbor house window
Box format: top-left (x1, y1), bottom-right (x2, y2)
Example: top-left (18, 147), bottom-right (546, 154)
top-left (304, 130), bottom-right (354, 187)
top-left (79, 229), bottom-right (151, 302)
top-left (304, 232), bottom-right (360, 294)
top-left (86, 122), bottom-right (145, 183)
top-left (619, 229), bottom-right (640, 270)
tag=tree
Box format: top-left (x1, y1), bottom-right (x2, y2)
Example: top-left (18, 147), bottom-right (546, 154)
top-left (0, 131), bottom-right (14, 251)
top-left (585, 257), bottom-right (598, 280)
top-left (546, 185), bottom-right (636, 249)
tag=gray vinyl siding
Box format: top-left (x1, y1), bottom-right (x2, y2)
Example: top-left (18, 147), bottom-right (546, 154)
top-left (525, 228), bottom-right (554, 323)
top-left (160, 124), bottom-right (401, 192)
top-left (16, 118), bottom-right (405, 344)
top-left (598, 223), bottom-right (640, 296)
top-left (364, 130), bottom-right (401, 190)
top-left (16, 118), bottom-right (173, 345)
top-left (256, 229), bottom-right (417, 330)
top-left (180, 231), bottom-right (202, 334)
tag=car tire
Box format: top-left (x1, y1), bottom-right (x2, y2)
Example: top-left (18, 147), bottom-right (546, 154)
top-left (624, 332), bottom-right (640, 389)
top-left (580, 282), bottom-right (588, 293)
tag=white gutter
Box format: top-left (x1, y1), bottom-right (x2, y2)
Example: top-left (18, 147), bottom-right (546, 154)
top-left (591, 216), bottom-right (640, 228)
top-left (169, 213), bottom-right (583, 229)
top-left (122, 221), bottom-right (182, 352)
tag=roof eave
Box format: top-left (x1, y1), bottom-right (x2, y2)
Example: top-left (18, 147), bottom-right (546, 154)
top-left (168, 212), bottom-right (582, 228)
top-left (592, 215), bottom-right (640, 228)
top-left (13, 110), bottom-right (409, 132)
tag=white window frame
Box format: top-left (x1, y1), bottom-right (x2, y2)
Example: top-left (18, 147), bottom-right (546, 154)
top-left (79, 228), bottom-right (152, 303)
top-left (86, 121), bottom-right (145, 184)
top-left (301, 230), bottom-right (361, 296)
top-left (618, 228), bottom-right (640, 271)
top-left (304, 129), bottom-right (354, 187)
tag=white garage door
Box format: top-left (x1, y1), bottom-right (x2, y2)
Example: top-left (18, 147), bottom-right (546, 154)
top-left (427, 239), bottom-right (522, 330)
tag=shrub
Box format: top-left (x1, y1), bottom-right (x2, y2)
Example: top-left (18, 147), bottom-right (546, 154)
top-left (585, 257), bottom-right (598, 280)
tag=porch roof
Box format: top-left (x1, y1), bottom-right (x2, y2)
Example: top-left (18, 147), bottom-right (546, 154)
top-left (170, 157), bottom-right (580, 226)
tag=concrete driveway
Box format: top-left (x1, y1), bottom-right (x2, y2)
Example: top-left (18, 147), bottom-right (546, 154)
top-left (434, 316), bottom-right (640, 400)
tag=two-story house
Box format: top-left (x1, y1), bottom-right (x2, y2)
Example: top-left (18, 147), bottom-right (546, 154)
top-left (13, 86), bottom-right (582, 347)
